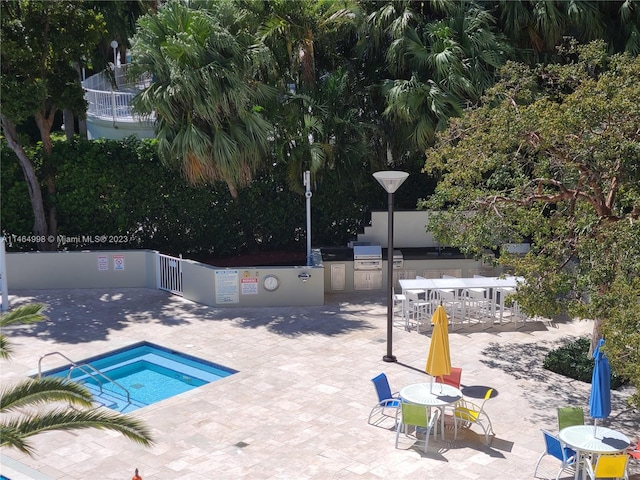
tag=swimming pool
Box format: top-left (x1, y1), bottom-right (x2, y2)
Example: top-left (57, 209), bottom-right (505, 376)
top-left (40, 342), bottom-right (237, 413)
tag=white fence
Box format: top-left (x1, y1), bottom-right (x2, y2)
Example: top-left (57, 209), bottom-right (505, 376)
top-left (156, 253), bottom-right (183, 295)
top-left (82, 64), bottom-right (154, 125)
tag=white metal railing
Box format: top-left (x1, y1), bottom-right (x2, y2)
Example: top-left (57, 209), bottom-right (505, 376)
top-left (83, 88), bottom-right (155, 124)
top-left (38, 351), bottom-right (131, 405)
top-left (156, 253), bottom-right (183, 295)
top-left (82, 64), bottom-right (154, 125)
top-left (82, 64), bottom-right (152, 92)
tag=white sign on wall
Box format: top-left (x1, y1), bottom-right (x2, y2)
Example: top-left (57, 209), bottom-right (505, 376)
top-left (215, 270), bottom-right (239, 303)
top-left (113, 254), bottom-right (125, 271)
top-left (240, 277), bottom-right (258, 295)
top-left (97, 255), bottom-right (108, 271)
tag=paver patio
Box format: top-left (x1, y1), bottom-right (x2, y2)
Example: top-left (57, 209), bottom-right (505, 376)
top-left (1, 288), bottom-right (638, 479)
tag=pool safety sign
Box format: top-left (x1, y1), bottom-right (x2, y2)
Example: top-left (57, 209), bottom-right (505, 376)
top-left (113, 254), bottom-right (125, 270)
top-left (215, 270), bottom-right (239, 304)
top-left (97, 255), bottom-right (108, 271)
top-left (241, 277), bottom-right (258, 295)
top-left (97, 254), bottom-right (125, 271)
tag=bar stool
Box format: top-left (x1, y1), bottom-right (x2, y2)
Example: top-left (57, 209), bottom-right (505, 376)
top-left (392, 288), bottom-right (407, 329)
top-left (405, 289), bottom-right (432, 332)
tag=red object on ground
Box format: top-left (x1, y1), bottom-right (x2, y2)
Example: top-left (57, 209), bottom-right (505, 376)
top-left (132, 468), bottom-right (142, 480)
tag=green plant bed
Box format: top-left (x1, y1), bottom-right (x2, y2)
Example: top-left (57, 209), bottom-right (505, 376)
top-left (543, 336), bottom-right (627, 389)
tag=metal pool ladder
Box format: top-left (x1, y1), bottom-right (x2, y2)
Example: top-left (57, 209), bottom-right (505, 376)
top-left (38, 351), bottom-right (131, 405)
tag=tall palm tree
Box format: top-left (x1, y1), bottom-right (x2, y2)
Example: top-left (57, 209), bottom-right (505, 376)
top-left (490, 0), bottom-right (640, 61)
top-left (130, 0), bottom-right (276, 199)
top-left (1, 304), bottom-right (154, 456)
top-left (367, 0), bottom-right (512, 152)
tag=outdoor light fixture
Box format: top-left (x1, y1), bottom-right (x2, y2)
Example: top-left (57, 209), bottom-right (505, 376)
top-left (110, 40), bottom-right (119, 68)
top-left (298, 272), bottom-right (311, 282)
top-left (373, 171), bottom-right (409, 362)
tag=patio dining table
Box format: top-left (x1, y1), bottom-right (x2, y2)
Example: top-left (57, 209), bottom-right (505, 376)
top-left (399, 382), bottom-right (463, 440)
top-left (558, 425), bottom-right (630, 480)
top-left (399, 276), bottom-right (524, 324)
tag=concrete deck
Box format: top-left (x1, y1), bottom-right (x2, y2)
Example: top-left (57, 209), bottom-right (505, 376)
top-left (1, 288), bottom-right (638, 479)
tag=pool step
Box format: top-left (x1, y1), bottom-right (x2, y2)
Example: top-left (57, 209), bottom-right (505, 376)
top-left (84, 383), bottom-right (145, 412)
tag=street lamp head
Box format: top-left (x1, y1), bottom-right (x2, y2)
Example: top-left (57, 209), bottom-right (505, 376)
top-left (373, 171), bottom-right (409, 194)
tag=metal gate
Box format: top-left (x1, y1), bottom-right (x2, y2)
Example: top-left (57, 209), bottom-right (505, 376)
top-left (156, 253), bottom-right (183, 295)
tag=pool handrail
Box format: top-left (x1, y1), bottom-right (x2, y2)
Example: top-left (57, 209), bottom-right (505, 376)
top-left (38, 351), bottom-right (131, 404)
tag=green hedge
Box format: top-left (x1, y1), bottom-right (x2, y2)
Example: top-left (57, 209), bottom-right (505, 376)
top-left (543, 336), bottom-right (626, 389)
top-left (1, 137), bottom-right (432, 256)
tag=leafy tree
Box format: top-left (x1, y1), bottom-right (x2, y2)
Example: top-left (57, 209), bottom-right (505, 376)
top-left (0, 304), bottom-right (154, 455)
top-left (421, 41), bottom-right (640, 407)
top-left (0, 1), bottom-right (106, 249)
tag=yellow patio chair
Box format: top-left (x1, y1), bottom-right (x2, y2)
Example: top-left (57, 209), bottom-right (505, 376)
top-left (557, 406), bottom-right (584, 431)
top-left (395, 401), bottom-right (439, 454)
top-left (584, 454), bottom-right (629, 480)
top-left (453, 388), bottom-right (495, 445)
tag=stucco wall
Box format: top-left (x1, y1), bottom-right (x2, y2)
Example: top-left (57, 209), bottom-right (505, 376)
top-left (6, 250), bottom-right (156, 289)
top-left (5, 250), bottom-right (324, 308)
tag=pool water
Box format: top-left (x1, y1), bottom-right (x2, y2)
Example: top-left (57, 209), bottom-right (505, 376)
top-left (41, 342), bottom-right (237, 413)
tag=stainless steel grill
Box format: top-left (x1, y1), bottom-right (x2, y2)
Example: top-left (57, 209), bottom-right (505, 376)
top-left (393, 250), bottom-right (404, 269)
top-left (353, 245), bottom-right (382, 270)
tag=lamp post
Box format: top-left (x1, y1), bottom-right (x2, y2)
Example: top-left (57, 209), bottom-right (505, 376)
top-left (304, 170), bottom-right (312, 266)
top-left (110, 40), bottom-right (119, 70)
top-left (373, 171), bottom-right (409, 363)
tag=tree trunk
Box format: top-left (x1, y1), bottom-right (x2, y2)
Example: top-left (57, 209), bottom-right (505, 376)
top-left (73, 61), bottom-right (88, 139)
top-left (34, 113), bottom-right (58, 250)
top-left (0, 116), bottom-right (50, 250)
top-left (78, 116), bottom-right (88, 139)
top-left (590, 317), bottom-right (603, 358)
top-left (63, 109), bottom-right (75, 140)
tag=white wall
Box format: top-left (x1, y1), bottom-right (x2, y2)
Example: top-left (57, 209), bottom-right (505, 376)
top-left (6, 250), bottom-right (156, 289)
top-left (357, 211), bottom-right (438, 248)
top-left (5, 250), bottom-right (324, 308)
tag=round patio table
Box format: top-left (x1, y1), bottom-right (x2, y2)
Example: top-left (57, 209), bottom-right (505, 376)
top-left (399, 382), bottom-right (462, 440)
top-left (559, 425), bottom-right (630, 480)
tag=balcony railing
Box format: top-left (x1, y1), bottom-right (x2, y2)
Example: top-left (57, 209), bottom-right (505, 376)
top-left (82, 64), bottom-right (154, 125)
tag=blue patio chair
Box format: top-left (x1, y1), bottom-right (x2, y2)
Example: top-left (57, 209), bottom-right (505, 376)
top-left (368, 373), bottom-right (401, 426)
top-left (533, 429), bottom-right (577, 480)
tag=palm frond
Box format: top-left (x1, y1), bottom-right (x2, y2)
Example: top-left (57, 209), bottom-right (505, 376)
top-left (0, 303), bottom-right (47, 360)
top-left (0, 303), bottom-right (47, 328)
top-left (2, 408), bottom-right (154, 455)
top-left (1, 377), bottom-right (94, 413)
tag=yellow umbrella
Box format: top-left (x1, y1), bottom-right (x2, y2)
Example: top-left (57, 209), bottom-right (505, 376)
top-left (425, 305), bottom-right (452, 390)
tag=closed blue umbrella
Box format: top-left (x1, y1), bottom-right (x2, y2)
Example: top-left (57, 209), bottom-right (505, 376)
top-left (589, 338), bottom-right (611, 435)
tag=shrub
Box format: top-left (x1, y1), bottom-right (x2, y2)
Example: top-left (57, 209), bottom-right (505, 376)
top-left (543, 336), bottom-right (626, 389)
